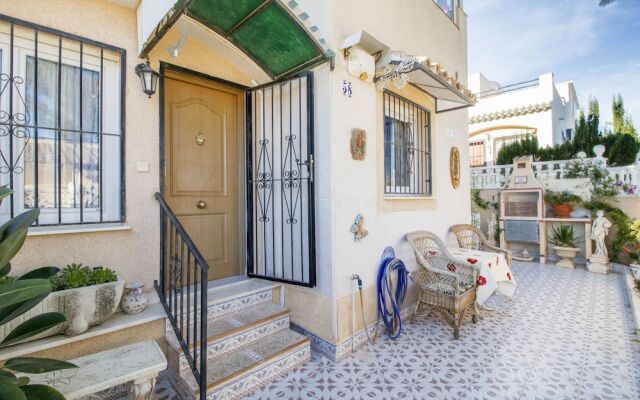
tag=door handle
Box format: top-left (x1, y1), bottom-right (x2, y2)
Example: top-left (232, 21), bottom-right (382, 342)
top-left (297, 155), bottom-right (314, 183)
top-left (196, 200), bottom-right (207, 209)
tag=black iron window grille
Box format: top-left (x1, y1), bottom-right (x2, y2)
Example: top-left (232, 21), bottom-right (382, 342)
top-left (0, 15), bottom-right (125, 226)
top-left (383, 90), bottom-right (431, 196)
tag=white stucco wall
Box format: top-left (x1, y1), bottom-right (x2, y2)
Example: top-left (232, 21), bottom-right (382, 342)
top-left (468, 72), bottom-right (579, 165)
top-left (321, 1), bottom-right (471, 344)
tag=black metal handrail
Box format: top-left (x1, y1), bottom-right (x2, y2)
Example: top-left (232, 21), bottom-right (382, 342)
top-left (154, 192), bottom-right (208, 400)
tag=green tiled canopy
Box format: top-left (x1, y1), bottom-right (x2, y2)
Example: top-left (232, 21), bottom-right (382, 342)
top-left (147, 0), bottom-right (327, 78)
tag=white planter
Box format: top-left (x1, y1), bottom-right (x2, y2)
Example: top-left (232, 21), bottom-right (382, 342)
top-left (0, 279), bottom-right (124, 344)
top-left (624, 269), bottom-right (640, 340)
top-left (553, 246), bottom-right (580, 269)
top-left (631, 264), bottom-right (640, 280)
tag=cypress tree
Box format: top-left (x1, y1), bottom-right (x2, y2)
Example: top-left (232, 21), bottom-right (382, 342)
top-left (613, 94), bottom-right (625, 134)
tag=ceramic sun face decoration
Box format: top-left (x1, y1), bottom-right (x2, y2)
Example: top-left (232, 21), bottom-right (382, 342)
top-left (450, 146), bottom-right (460, 189)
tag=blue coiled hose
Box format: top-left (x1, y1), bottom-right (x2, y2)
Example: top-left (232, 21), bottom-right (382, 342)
top-left (377, 246), bottom-right (410, 340)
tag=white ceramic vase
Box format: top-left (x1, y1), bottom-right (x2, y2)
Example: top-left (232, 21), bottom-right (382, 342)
top-left (121, 282), bottom-right (149, 315)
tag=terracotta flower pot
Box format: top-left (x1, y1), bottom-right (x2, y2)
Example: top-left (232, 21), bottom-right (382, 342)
top-left (552, 204), bottom-right (572, 218)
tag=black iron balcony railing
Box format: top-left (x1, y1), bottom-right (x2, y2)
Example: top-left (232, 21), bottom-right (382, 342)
top-left (154, 192), bottom-right (208, 400)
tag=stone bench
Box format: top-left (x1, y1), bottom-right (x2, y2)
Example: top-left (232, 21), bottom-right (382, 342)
top-left (23, 340), bottom-right (167, 400)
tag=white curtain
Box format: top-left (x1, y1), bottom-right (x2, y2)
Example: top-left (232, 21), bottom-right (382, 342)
top-left (24, 56), bottom-right (100, 210)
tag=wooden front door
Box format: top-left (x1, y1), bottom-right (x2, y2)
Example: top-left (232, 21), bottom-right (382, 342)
top-left (164, 71), bottom-right (243, 281)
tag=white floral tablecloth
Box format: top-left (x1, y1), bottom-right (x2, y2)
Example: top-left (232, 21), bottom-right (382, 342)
top-left (448, 247), bottom-right (517, 305)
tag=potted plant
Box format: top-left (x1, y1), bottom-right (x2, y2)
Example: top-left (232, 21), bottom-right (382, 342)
top-left (0, 186), bottom-right (76, 399)
top-left (544, 191), bottom-right (582, 218)
top-left (0, 263), bottom-right (123, 343)
top-left (549, 224), bottom-right (581, 269)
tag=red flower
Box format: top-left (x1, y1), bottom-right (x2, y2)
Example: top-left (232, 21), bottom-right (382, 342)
top-left (506, 272), bottom-right (512, 281)
top-left (447, 263), bottom-right (456, 272)
top-left (467, 258), bottom-right (478, 264)
top-left (624, 248), bottom-right (631, 254)
top-left (477, 276), bottom-right (487, 286)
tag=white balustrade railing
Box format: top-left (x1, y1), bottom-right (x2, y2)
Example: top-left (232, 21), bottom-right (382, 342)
top-left (471, 157), bottom-right (640, 196)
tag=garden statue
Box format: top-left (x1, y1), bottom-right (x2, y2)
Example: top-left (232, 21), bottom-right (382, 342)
top-left (592, 210), bottom-right (612, 257)
top-left (588, 210), bottom-right (612, 274)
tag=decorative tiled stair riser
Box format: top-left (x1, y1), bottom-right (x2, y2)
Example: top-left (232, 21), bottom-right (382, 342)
top-left (203, 344), bottom-right (310, 400)
top-left (175, 314), bottom-right (291, 374)
top-left (165, 288), bottom-right (274, 333)
top-left (164, 279), bottom-right (310, 400)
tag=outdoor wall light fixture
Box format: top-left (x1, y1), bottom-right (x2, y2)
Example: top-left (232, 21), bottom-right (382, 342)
top-left (135, 60), bottom-right (159, 98)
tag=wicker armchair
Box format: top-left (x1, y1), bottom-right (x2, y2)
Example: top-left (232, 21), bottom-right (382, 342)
top-left (450, 224), bottom-right (512, 267)
top-left (406, 231), bottom-right (478, 339)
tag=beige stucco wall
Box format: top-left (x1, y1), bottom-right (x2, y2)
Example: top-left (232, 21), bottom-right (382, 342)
top-left (4, 0), bottom-right (161, 289)
top-left (3, 0), bottom-right (256, 290)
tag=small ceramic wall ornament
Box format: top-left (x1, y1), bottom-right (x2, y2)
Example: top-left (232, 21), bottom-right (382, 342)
top-left (350, 129), bottom-right (366, 160)
top-left (351, 214), bottom-right (368, 241)
top-left (450, 146), bottom-right (460, 189)
top-left (121, 282), bottom-right (149, 315)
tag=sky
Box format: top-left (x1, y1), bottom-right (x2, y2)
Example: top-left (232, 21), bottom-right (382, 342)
top-left (466, 0), bottom-right (640, 129)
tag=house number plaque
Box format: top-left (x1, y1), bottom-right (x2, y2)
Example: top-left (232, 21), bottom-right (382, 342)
top-left (195, 133), bottom-right (206, 145)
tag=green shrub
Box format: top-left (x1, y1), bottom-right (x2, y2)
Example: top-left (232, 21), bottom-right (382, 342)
top-left (582, 200), bottom-right (633, 261)
top-left (543, 191), bottom-right (582, 206)
top-left (606, 133), bottom-right (640, 166)
top-left (50, 264), bottom-right (118, 291)
top-left (563, 159), bottom-right (618, 199)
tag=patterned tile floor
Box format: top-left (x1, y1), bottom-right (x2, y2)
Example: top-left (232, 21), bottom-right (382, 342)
top-left (151, 262), bottom-right (640, 400)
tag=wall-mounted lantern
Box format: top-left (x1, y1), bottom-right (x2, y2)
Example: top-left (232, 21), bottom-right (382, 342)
top-left (135, 60), bottom-right (159, 98)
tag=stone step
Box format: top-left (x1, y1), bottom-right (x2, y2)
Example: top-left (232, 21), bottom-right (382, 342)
top-left (165, 278), bottom-right (280, 333)
top-left (166, 302), bottom-right (290, 375)
top-left (181, 329), bottom-right (310, 400)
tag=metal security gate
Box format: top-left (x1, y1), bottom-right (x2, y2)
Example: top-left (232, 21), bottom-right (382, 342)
top-left (246, 72), bottom-right (315, 287)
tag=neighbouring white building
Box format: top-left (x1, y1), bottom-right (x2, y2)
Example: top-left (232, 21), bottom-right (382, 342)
top-left (467, 72), bottom-right (579, 166)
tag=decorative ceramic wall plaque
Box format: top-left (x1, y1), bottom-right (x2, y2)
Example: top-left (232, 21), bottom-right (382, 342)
top-left (350, 129), bottom-right (366, 160)
top-left (350, 214), bottom-right (368, 241)
top-left (450, 146), bottom-right (461, 189)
